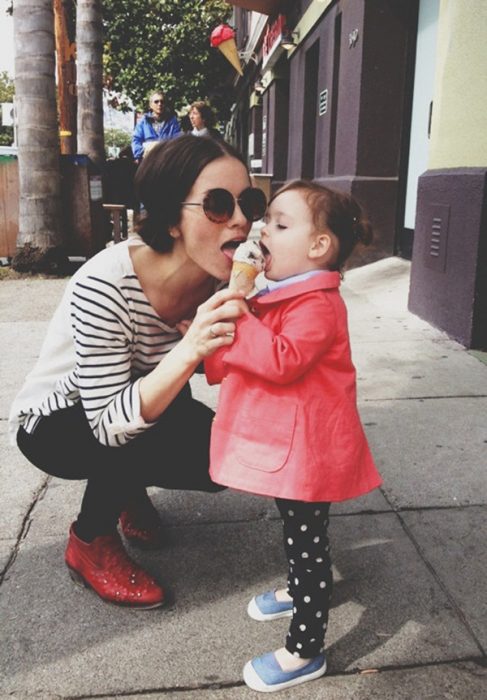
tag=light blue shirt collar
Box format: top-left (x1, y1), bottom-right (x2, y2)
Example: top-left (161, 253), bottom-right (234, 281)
top-left (256, 270), bottom-right (323, 297)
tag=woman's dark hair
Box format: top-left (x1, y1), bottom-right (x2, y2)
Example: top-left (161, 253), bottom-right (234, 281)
top-left (190, 101), bottom-right (215, 128)
top-left (134, 134), bottom-right (247, 252)
top-left (270, 179), bottom-right (373, 271)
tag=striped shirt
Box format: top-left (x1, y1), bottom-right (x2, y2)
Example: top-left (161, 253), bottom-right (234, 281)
top-left (9, 238), bottom-right (181, 447)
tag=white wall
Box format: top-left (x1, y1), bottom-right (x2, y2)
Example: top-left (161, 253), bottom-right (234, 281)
top-left (404, 0), bottom-right (440, 229)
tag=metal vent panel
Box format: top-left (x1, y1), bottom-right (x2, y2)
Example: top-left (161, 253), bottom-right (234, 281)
top-left (424, 203), bottom-right (450, 272)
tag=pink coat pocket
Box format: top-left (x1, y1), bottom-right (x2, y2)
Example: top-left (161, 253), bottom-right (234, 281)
top-left (217, 398), bottom-right (297, 473)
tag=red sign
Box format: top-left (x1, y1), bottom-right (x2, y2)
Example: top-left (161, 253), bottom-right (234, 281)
top-left (262, 14), bottom-right (286, 62)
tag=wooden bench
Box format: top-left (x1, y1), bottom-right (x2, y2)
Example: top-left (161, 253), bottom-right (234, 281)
top-left (103, 203), bottom-right (128, 243)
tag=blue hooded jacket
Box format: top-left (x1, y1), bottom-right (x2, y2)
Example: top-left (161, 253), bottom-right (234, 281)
top-left (131, 112), bottom-right (181, 160)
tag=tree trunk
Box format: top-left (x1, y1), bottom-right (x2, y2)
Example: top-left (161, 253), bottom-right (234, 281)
top-left (12, 0), bottom-right (66, 273)
top-left (77, 0), bottom-right (104, 167)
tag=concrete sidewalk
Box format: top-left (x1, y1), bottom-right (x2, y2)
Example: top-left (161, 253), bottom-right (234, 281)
top-left (0, 258), bottom-right (486, 699)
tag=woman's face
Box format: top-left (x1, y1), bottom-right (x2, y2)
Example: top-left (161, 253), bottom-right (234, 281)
top-left (189, 108), bottom-right (205, 130)
top-left (176, 156), bottom-right (252, 281)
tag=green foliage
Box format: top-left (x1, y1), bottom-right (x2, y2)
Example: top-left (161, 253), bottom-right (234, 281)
top-left (0, 127), bottom-right (13, 145)
top-left (105, 127), bottom-right (131, 150)
top-left (0, 71), bottom-right (14, 102)
top-left (103, 0), bottom-right (235, 122)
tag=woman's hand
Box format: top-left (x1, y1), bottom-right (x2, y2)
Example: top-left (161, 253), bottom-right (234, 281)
top-left (139, 289), bottom-right (247, 423)
top-left (176, 288), bottom-right (248, 363)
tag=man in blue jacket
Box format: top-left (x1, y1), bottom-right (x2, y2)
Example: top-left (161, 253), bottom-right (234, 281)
top-left (132, 91), bottom-right (181, 163)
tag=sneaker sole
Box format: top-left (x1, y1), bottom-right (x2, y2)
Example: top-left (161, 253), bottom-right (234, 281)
top-left (67, 565), bottom-right (165, 610)
top-left (243, 658), bottom-right (327, 692)
top-left (247, 596), bottom-right (293, 621)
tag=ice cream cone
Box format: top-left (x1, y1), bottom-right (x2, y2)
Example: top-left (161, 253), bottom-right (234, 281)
top-left (229, 240), bottom-right (265, 295)
top-left (229, 261), bottom-right (259, 295)
top-left (218, 38), bottom-right (243, 76)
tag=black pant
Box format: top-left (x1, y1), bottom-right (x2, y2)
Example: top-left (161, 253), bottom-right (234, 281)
top-left (276, 499), bottom-right (333, 658)
top-left (17, 387), bottom-right (222, 540)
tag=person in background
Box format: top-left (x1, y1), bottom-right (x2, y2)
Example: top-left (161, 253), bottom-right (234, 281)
top-left (188, 100), bottom-right (222, 140)
top-left (132, 90), bottom-right (181, 163)
top-left (180, 114), bottom-right (192, 133)
top-left (10, 135), bottom-right (267, 610)
top-left (204, 180), bottom-right (382, 692)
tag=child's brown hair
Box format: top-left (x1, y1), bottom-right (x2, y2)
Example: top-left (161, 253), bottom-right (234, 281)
top-left (270, 180), bottom-right (373, 270)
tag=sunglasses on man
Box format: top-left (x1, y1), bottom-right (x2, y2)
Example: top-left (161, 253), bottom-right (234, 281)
top-left (182, 187), bottom-right (267, 223)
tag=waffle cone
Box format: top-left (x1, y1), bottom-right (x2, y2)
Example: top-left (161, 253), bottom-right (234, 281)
top-left (229, 261), bottom-right (259, 295)
top-left (218, 38), bottom-right (243, 76)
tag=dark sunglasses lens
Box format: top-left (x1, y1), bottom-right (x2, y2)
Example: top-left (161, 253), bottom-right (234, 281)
top-left (239, 188), bottom-right (267, 221)
top-left (203, 189), bottom-right (234, 223)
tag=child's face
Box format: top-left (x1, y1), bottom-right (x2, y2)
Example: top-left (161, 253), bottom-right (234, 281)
top-left (260, 189), bottom-right (323, 281)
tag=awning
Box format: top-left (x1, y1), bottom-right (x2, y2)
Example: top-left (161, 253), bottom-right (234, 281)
top-left (225, 1), bottom-right (281, 16)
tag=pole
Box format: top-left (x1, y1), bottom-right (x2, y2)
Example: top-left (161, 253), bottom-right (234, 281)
top-left (54, 0), bottom-right (77, 154)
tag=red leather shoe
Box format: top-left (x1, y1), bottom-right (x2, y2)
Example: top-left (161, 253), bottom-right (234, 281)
top-left (119, 495), bottom-right (164, 550)
top-left (65, 524), bottom-right (165, 609)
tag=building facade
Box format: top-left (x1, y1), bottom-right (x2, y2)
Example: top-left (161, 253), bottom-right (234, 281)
top-left (225, 0), bottom-right (486, 348)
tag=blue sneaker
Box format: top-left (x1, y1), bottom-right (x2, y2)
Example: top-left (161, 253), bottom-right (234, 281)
top-left (243, 651), bottom-right (327, 692)
top-left (247, 590), bottom-right (293, 621)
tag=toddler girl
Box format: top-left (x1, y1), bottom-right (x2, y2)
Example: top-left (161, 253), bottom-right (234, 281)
top-left (205, 180), bottom-right (382, 692)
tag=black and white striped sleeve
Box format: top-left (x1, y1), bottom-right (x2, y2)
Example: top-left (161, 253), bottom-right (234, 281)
top-left (71, 275), bottom-right (155, 447)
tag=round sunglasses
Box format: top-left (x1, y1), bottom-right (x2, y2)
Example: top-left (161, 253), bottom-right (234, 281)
top-left (182, 187), bottom-right (267, 223)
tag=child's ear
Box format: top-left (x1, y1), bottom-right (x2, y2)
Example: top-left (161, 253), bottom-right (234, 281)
top-left (309, 233), bottom-right (332, 259)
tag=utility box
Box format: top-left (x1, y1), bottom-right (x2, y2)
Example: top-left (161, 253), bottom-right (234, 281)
top-left (60, 154), bottom-right (110, 258)
top-left (408, 168), bottom-right (487, 349)
top-left (103, 155), bottom-right (137, 211)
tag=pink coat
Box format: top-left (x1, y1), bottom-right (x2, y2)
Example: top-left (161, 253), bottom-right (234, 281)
top-left (205, 272), bottom-right (382, 502)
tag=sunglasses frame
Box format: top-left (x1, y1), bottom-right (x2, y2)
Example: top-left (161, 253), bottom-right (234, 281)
top-left (182, 187), bottom-right (267, 223)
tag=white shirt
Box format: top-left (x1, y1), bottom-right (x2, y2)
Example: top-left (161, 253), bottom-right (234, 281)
top-left (191, 127), bottom-right (210, 137)
top-left (9, 238), bottom-right (181, 447)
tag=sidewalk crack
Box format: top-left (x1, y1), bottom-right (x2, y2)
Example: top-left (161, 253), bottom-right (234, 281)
top-left (380, 488), bottom-right (486, 658)
top-left (0, 475), bottom-right (50, 586)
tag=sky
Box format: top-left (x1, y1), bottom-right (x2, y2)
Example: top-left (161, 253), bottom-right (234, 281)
top-left (0, 12), bottom-right (14, 75)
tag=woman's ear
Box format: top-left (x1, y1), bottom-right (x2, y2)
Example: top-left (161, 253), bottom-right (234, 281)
top-left (309, 233), bottom-right (332, 259)
top-left (169, 226), bottom-right (181, 239)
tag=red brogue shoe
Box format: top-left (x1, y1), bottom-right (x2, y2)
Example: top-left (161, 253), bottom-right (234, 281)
top-left (119, 495), bottom-right (164, 550)
top-left (65, 524), bottom-right (165, 609)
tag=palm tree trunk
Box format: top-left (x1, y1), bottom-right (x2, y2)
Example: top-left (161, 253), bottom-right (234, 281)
top-left (12, 0), bottom-right (64, 272)
top-left (77, 0), bottom-right (104, 166)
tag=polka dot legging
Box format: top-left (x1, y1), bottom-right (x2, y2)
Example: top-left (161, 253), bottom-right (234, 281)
top-left (275, 498), bottom-right (332, 659)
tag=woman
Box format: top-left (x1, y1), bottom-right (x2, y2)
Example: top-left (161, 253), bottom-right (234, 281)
top-left (188, 101), bottom-right (222, 139)
top-left (9, 135), bottom-right (267, 609)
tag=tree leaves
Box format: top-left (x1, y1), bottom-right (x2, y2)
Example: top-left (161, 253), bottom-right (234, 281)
top-left (0, 71), bottom-right (15, 102)
top-left (103, 0), bottom-right (235, 121)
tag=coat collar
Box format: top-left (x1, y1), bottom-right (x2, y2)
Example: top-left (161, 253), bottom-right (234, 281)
top-left (251, 271), bottom-right (341, 305)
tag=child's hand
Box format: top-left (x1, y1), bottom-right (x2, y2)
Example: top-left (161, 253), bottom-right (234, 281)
top-left (231, 298), bottom-right (250, 315)
top-left (175, 298), bottom-right (248, 337)
top-left (175, 319), bottom-right (192, 337)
